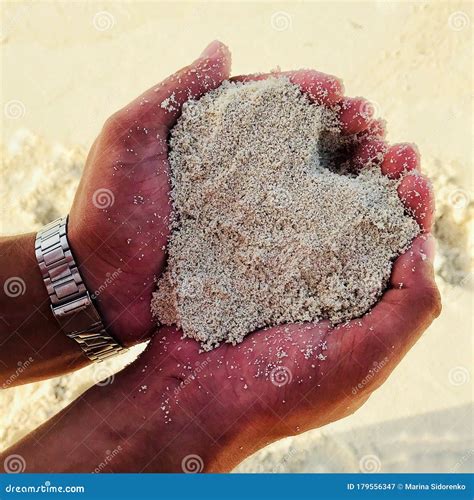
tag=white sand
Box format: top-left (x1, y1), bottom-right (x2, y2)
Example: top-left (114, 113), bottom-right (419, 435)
top-left (1, 1), bottom-right (472, 472)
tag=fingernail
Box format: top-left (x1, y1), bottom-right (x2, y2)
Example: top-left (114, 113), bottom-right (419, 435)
top-left (420, 234), bottom-right (436, 262)
top-left (200, 40), bottom-right (221, 59)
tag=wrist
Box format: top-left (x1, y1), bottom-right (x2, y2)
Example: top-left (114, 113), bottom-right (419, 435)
top-left (0, 233), bottom-right (89, 385)
top-left (105, 359), bottom-right (257, 472)
top-left (66, 222), bottom-right (115, 314)
top-left (67, 220), bottom-right (153, 347)
top-left (34, 217), bottom-right (126, 362)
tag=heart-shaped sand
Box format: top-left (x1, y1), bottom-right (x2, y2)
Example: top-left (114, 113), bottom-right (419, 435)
top-left (151, 78), bottom-right (419, 350)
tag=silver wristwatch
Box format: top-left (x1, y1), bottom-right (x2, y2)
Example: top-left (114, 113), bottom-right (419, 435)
top-left (35, 216), bottom-right (126, 362)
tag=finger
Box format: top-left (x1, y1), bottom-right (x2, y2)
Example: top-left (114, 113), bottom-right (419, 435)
top-left (287, 70), bottom-right (344, 105)
top-left (231, 69), bottom-right (344, 105)
top-left (232, 72), bottom-right (376, 137)
top-left (337, 97), bottom-right (374, 135)
top-left (365, 234), bottom-right (440, 353)
top-left (358, 118), bottom-right (387, 140)
top-left (353, 138), bottom-right (388, 170)
top-left (103, 40), bottom-right (231, 142)
top-left (397, 173), bottom-right (435, 232)
top-left (329, 234), bottom-right (440, 398)
top-left (381, 143), bottom-right (420, 179)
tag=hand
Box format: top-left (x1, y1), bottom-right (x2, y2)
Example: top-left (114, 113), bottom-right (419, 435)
top-left (4, 223), bottom-right (439, 473)
top-left (67, 41), bottom-right (231, 346)
top-left (107, 68), bottom-right (441, 472)
top-left (1, 50), bottom-right (441, 472)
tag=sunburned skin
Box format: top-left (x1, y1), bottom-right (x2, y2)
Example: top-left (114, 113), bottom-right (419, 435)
top-left (151, 79), bottom-right (420, 349)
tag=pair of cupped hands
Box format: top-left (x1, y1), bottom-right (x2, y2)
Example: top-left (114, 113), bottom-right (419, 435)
top-left (67, 41), bottom-right (440, 470)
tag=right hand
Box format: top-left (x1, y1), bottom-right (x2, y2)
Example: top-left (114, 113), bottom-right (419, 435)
top-left (105, 66), bottom-right (441, 472)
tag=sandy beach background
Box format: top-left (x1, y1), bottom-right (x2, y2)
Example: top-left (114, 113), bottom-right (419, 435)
top-left (1, 0), bottom-right (472, 472)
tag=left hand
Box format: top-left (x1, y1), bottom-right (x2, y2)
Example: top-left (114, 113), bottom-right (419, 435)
top-left (68, 41), bottom-right (231, 346)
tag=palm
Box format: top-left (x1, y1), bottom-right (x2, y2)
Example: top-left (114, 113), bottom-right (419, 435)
top-left (137, 231), bottom-right (439, 466)
top-left (68, 42), bottom-right (231, 345)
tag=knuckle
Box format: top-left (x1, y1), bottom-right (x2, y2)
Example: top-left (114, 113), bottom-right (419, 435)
top-left (102, 110), bottom-right (129, 139)
top-left (422, 284), bottom-right (442, 318)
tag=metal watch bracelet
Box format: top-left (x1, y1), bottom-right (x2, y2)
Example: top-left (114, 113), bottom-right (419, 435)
top-left (35, 216), bottom-right (126, 362)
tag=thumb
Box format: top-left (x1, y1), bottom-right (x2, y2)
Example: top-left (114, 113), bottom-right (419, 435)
top-left (74, 40), bottom-right (231, 238)
top-left (347, 235), bottom-right (441, 387)
top-left (366, 234), bottom-right (441, 353)
top-left (323, 234), bottom-right (441, 400)
top-left (103, 40), bottom-right (232, 141)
